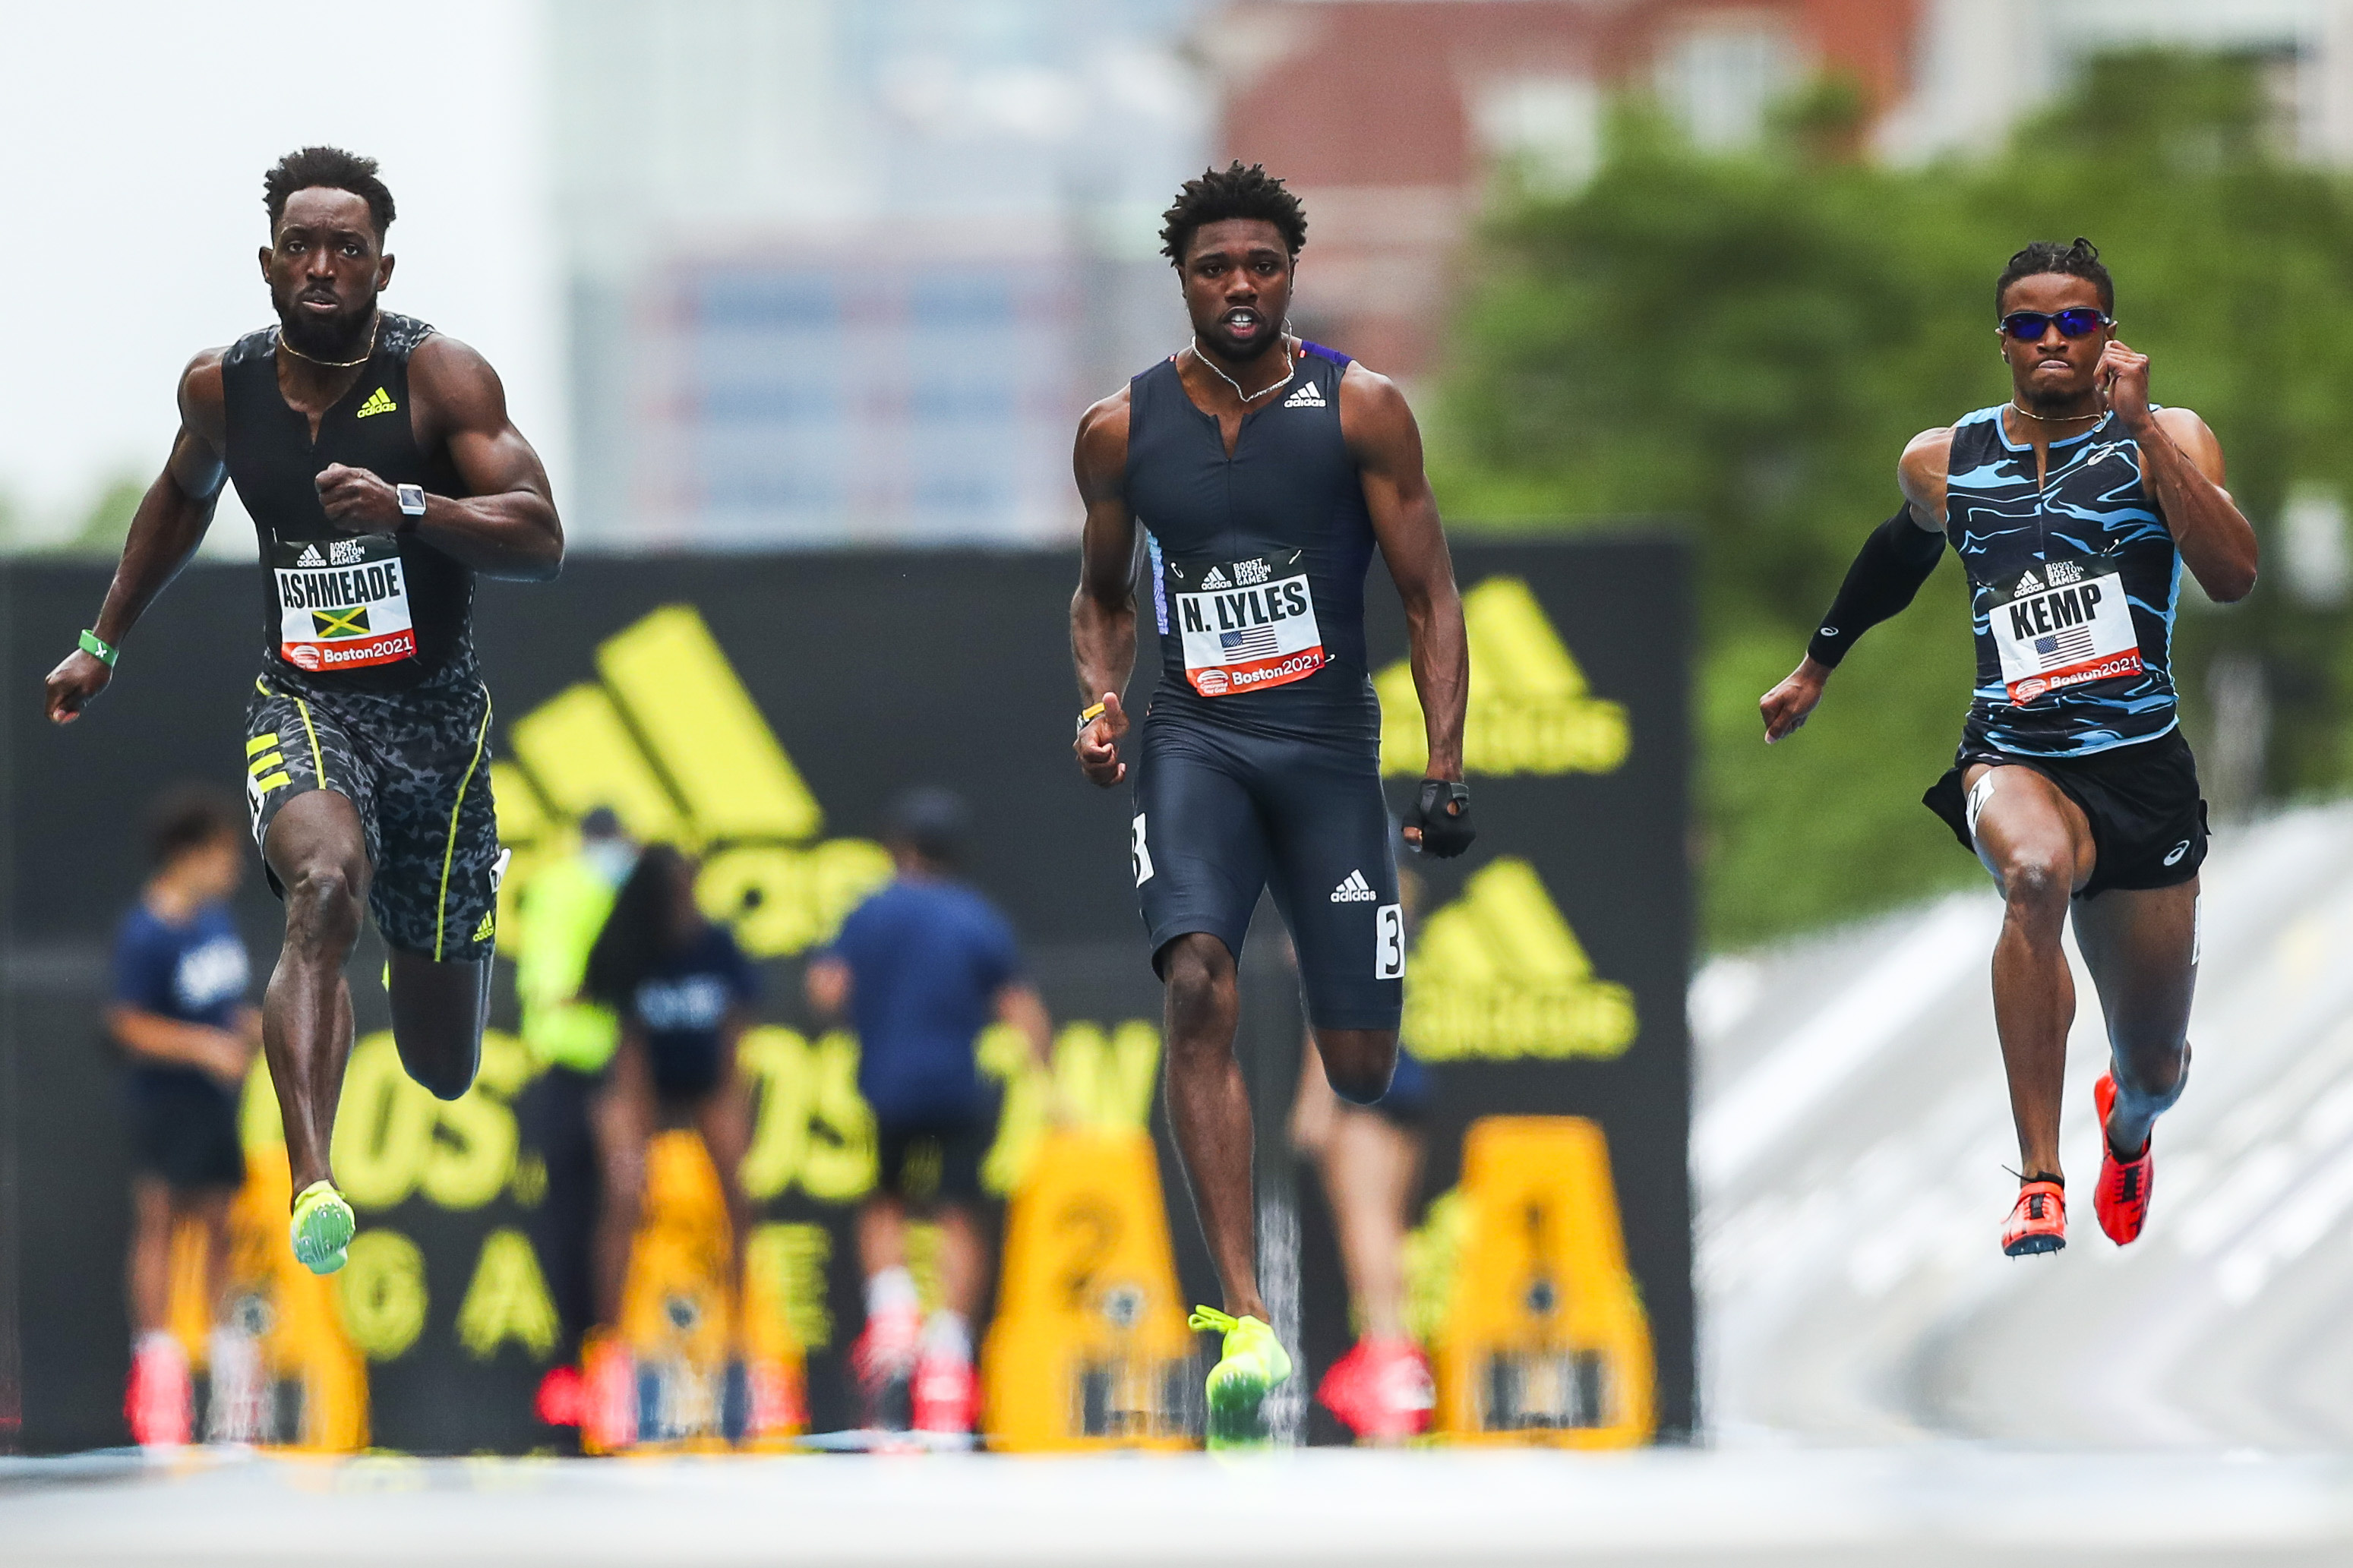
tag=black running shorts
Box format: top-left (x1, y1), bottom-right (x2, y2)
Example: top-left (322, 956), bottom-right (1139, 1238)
top-left (875, 1120), bottom-right (987, 1207)
top-left (127, 1071), bottom-right (247, 1193)
top-left (1924, 727), bottom-right (2209, 899)
top-left (1131, 713), bottom-right (1403, 1032)
top-left (244, 666), bottom-right (502, 961)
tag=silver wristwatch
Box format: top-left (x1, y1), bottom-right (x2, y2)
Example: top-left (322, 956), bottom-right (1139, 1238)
top-left (396, 483), bottom-right (428, 519)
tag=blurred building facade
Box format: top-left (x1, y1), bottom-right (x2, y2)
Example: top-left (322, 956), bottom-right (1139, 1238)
top-left (552, 0), bottom-right (1208, 547)
top-left (1205, 1), bottom-right (1922, 383)
top-left (548, 0), bottom-right (2353, 545)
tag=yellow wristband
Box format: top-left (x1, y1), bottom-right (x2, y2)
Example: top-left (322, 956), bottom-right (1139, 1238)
top-left (1080, 702), bottom-right (1106, 723)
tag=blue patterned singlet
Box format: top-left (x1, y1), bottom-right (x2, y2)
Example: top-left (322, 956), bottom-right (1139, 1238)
top-left (1944, 405), bottom-right (2183, 759)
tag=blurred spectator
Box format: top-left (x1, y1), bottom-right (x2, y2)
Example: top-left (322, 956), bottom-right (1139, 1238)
top-left (513, 806), bottom-right (634, 1418)
top-left (1290, 864), bottom-right (1435, 1443)
top-left (805, 787), bottom-right (1051, 1438)
top-left (108, 787), bottom-right (261, 1449)
top-left (580, 844), bottom-right (760, 1395)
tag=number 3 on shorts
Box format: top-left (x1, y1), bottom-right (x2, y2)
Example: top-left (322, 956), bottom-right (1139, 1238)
top-left (1374, 902), bottom-right (1404, 980)
top-left (1131, 812), bottom-right (1154, 887)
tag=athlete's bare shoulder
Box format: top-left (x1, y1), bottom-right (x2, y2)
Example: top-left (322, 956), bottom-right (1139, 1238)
top-left (1898, 424), bottom-right (1957, 529)
top-left (1073, 384), bottom-right (1132, 500)
top-left (1335, 358), bottom-right (1419, 463)
top-left (407, 333), bottom-right (509, 430)
top-left (2150, 405), bottom-right (2227, 487)
top-left (178, 345), bottom-right (231, 449)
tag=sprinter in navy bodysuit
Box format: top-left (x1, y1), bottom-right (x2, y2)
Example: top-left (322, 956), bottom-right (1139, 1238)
top-left (1069, 164), bottom-right (1472, 1447)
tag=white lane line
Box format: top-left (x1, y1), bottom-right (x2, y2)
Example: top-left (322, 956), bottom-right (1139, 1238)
top-left (1693, 894), bottom-right (1996, 1191)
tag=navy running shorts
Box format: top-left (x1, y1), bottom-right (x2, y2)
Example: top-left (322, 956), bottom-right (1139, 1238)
top-left (1130, 711), bottom-right (1403, 1033)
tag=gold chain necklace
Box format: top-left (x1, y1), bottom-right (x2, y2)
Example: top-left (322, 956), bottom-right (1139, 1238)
top-left (2007, 400), bottom-right (2102, 424)
top-left (276, 314), bottom-right (378, 369)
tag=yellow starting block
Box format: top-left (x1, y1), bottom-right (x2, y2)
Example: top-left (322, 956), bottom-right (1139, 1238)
top-left (588, 1129), bottom-right (804, 1453)
top-left (1430, 1115), bottom-right (1655, 1447)
top-left (983, 1128), bottom-right (1197, 1452)
top-left (167, 1142), bottom-right (368, 1452)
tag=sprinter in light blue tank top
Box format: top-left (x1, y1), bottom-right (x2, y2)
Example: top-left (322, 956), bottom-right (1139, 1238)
top-left (1758, 240), bottom-right (2258, 1267)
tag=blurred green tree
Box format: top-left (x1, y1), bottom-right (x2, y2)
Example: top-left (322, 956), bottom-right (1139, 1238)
top-left (59, 473), bottom-right (149, 555)
top-left (1432, 50), bottom-right (2353, 948)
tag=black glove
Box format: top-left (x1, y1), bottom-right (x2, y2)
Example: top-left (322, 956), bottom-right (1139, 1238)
top-left (1406, 779), bottom-right (1474, 858)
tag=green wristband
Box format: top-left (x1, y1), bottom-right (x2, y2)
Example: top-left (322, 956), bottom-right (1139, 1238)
top-left (78, 629), bottom-right (118, 667)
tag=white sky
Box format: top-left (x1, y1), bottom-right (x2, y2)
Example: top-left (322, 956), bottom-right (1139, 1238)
top-left (0, 0), bottom-right (562, 551)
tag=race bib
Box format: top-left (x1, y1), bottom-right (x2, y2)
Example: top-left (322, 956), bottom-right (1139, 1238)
top-left (273, 535), bottom-right (416, 673)
top-left (1164, 550), bottom-right (1325, 698)
top-left (1991, 555), bottom-right (2140, 703)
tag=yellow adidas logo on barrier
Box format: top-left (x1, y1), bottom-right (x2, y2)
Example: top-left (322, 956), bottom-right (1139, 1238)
top-left (1404, 858), bottom-right (1637, 1060)
top-left (491, 605), bottom-right (890, 958)
top-left (355, 386), bottom-right (396, 418)
top-left (1375, 577), bottom-right (1629, 777)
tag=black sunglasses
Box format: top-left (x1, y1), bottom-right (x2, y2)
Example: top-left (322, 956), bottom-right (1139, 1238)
top-left (1999, 308), bottom-right (2112, 341)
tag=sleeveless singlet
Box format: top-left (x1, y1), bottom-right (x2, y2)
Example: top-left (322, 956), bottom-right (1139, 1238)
top-left (1945, 404), bottom-right (2182, 759)
top-left (221, 313), bottom-right (475, 693)
top-left (1126, 342), bottom-right (1379, 744)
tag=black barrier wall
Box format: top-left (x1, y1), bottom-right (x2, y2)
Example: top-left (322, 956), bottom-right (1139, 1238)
top-left (0, 541), bottom-right (1689, 1450)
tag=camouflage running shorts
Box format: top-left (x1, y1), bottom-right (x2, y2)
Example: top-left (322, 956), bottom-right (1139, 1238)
top-left (243, 664), bottom-right (503, 962)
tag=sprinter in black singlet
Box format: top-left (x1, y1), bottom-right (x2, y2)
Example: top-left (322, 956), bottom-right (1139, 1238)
top-left (1760, 241), bottom-right (2257, 1260)
top-left (43, 147), bottom-right (562, 1276)
top-left (1069, 164), bottom-right (1471, 1446)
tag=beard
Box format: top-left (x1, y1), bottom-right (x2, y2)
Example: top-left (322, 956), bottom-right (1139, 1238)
top-left (276, 291), bottom-right (377, 361)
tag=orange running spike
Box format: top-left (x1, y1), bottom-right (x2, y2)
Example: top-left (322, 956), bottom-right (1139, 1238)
top-left (2092, 1074), bottom-right (2155, 1246)
top-left (2003, 1178), bottom-right (2067, 1257)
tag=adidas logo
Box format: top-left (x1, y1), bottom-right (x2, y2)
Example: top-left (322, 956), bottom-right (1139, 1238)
top-left (1283, 380), bottom-right (1325, 409)
top-left (472, 909), bottom-right (496, 943)
top-left (2015, 568), bottom-right (2043, 593)
top-left (496, 604), bottom-right (890, 960)
top-left (355, 386), bottom-right (397, 418)
top-left (1375, 577), bottom-right (1628, 778)
top-left (1199, 566), bottom-right (1230, 590)
top-left (295, 544), bottom-right (325, 568)
top-left (1404, 858), bottom-right (1636, 1061)
top-left (1329, 869), bottom-right (1377, 903)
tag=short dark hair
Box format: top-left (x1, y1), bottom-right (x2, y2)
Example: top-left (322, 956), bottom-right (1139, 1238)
top-left (1160, 162), bottom-right (1308, 269)
top-left (886, 787), bottom-right (970, 867)
top-left (264, 147), bottom-right (396, 242)
top-left (1996, 237), bottom-right (2114, 315)
top-left (147, 785), bottom-right (240, 869)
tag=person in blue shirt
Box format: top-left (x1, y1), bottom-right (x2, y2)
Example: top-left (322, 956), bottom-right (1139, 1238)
top-left (108, 788), bottom-right (261, 1448)
top-left (806, 788), bottom-right (1051, 1437)
top-left (582, 844), bottom-right (761, 1344)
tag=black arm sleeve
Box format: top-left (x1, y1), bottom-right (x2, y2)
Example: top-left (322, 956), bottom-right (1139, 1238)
top-left (1805, 503), bottom-right (1947, 669)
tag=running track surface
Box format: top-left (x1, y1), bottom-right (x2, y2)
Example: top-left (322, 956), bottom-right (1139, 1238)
top-left (1698, 801), bottom-right (2353, 1448)
top-left (4, 1445), bottom-right (2353, 1565)
top-left (11, 805), bottom-right (2353, 1565)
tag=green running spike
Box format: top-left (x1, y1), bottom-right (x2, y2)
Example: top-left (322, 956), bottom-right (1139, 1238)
top-left (1188, 1306), bottom-right (1292, 1450)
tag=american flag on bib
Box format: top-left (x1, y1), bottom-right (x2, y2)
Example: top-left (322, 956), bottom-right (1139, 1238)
top-left (2034, 626), bottom-right (2094, 665)
top-left (1221, 626), bottom-right (1281, 659)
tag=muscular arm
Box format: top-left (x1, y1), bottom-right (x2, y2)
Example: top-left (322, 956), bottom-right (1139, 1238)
top-left (1344, 364), bottom-right (1467, 782)
top-left (43, 355), bottom-right (231, 722)
top-left (1070, 392), bottom-right (1139, 786)
top-left (1758, 427), bottom-right (1951, 743)
top-left (317, 335), bottom-right (563, 581)
top-left (2139, 405), bottom-right (2257, 603)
